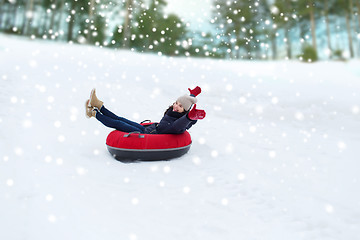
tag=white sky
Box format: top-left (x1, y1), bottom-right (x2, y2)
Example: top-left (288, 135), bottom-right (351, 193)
top-left (164, 0), bottom-right (213, 31)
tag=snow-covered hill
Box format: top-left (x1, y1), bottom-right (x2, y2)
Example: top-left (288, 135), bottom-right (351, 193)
top-left (1, 34), bottom-right (360, 240)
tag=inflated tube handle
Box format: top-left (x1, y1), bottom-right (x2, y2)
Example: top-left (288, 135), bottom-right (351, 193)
top-left (123, 132), bottom-right (145, 138)
top-left (140, 119), bottom-right (152, 124)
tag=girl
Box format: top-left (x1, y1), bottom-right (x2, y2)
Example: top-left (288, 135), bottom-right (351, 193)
top-left (85, 87), bottom-right (206, 134)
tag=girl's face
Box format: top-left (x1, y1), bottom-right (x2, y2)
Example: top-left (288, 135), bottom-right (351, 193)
top-left (173, 101), bottom-right (185, 113)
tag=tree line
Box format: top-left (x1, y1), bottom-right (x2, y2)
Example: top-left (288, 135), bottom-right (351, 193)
top-left (213, 0), bottom-right (360, 60)
top-left (0, 0), bottom-right (359, 61)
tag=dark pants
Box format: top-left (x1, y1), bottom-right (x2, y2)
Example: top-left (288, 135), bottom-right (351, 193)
top-left (95, 106), bottom-right (145, 133)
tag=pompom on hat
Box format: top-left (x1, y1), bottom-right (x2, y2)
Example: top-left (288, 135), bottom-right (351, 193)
top-left (176, 95), bottom-right (197, 111)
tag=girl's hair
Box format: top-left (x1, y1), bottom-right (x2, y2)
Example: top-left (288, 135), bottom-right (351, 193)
top-left (164, 104), bottom-right (189, 116)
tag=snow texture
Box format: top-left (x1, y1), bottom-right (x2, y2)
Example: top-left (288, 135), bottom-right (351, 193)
top-left (1, 34), bottom-right (360, 240)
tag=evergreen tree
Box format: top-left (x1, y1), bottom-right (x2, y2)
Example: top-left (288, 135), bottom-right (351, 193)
top-left (213, 0), bottom-right (268, 59)
top-left (295, 0), bottom-right (321, 55)
top-left (129, 0), bottom-right (187, 55)
top-left (261, 0), bottom-right (279, 59)
top-left (65, 0), bottom-right (84, 42)
top-left (356, 0), bottom-right (360, 56)
top-left (132, 2), bottom-right (157, 51)
top-left (324, 0), bottom-right (335, 56)
top-left (331, 0), bottom-right (355, 57)
top-left (188, 31), bottom-right (223, 58)
top-left (22, 0), bottom-right (35, 35)
top-left (254, 0), bottom-right (274, 59)
top-left (110, 0), bottom-right (142, 48)
top-left (40, 0), bottom-right (65, 39)
top-left (1, 0), bottom-right (360, 60)
top-left (122, 0), bottom-right (133, 48)
top-left (65, 0), bottom-right (97, 44)
top-left (153, 14), bottom-right (186, 55)
top-left (272, 0), bottom-right (298, 59)
top-left (0, 0), bottom-right (24, 33)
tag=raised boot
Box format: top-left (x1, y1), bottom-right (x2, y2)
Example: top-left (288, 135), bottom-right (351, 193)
top-left (89, 88), bottom-right (104, 109)
top-left (85, 99), bottom-right (97, 118)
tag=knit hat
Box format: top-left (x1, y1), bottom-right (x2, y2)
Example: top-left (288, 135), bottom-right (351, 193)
top-left (177, 95), bottom-right (197, 111)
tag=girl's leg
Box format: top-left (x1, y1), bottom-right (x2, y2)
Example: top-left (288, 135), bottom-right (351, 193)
top-left (95, 110), bottom-right (145, 133)
top-left (100, 106), bottom-right (143, 129)
top-left (99, 106), bottom-right (120, 119)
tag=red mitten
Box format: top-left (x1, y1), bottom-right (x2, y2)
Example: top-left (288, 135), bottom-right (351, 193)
top-left (188, 86), bottom-right (201, 97)
top-left (188, 104), bottom-right (206, 120)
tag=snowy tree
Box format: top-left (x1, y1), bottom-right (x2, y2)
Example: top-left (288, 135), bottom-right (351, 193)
top-left (272, 0), bottom-right (298, 59)
top-left (212, 0), bottom-right (265, 59)
top-left (0, 0), bottom-right (360, 59)
top-left (332, 0), bottom-right (356, 58)
top-left (122, 0), bottom-right (134, 48)
top-left (111, 0), bottom-right (187, 55)
top-left (22, 0), bottom-right (35, 35)
top-left (186, 31), bottom-right (224, 58)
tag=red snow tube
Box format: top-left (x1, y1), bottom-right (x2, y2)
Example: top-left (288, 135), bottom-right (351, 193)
top-left (106, 122), bottom-right (192, 161)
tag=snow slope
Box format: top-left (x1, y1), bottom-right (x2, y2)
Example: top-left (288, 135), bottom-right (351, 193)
top-left (1, 34), bottom-right (360, 240)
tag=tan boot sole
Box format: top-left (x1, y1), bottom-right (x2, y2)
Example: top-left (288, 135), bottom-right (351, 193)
top-left (85, 99), bottom-right (92, 118)
top-left (89, 88), bottom-right (96, 107)
top-left (89, 88), bottom-right (103, 109)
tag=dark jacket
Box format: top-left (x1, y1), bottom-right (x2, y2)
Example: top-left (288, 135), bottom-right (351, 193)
top-left (144, 107), bottom-right (197, 134)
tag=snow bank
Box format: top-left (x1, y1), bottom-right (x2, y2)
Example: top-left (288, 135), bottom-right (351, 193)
top-left (1, 34), bottom-right (360, 240)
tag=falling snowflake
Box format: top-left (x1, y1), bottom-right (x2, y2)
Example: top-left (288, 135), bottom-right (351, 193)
top-left (54, 121), bottom-right (61, 128)
top-left (47, 96), bottom-right (55, 103)
top-left (239, 97), bottom-right (247, 104)
top-left (183, 186), bottom-right (191, 194)
top-left (131, 198), bottom-right (139, 205)
top-left (56, 158), bottom-right (63, 165)
top-left (237, 173), bottom-right (246, 181)
top-left (192, 156), bottom-right (201, 165)
top-left (6, 179), bottom-right (14, 187)
top-left (207, 176), bottom-right (214, 184)
top-left (150, 165), bottom-right (159, 172)
top-left (337, 141), bottom-right (346, 151)
top-left (35, 84), bottom-right (46, 93)
top-left (226, 143), bottom-right (233, 153)
top-left (58, 135), bottom-right (66, 142)
top-left (22, 119), bottom-right (32, 128)
top-left (221, 198), bottom-right (229, 206)
top-left (14, 147), bottom-right (23, 156)
top-left (163, 166), bottom-right (171, 173)
top-left (198, 137), bottom-right (206, 144)
top-left (211, 150), bottom-right (218, 158)
top-left (132, 112), bottom-right (140, 120)
top-left (10, 96), bottom-right (18, 104)
top-left (76, 167), bottom-right (87, 175)
top-left (325, 204), bottom-right (334, 213)
top-left (45, 194), bottom-right (54, 202)
top-left (351, 105), bottom-right (359, 114)
top-left (249, 126), bottom-right (257, 133)
top-left (255, 105), bottom-right (263, 114)
top-left (45, 155), bottom-right (52, 163)
top-left (269, 151), bottom-right (276, 158)
top-left (48, 214), bottom-right (57, 223)
top-left (129, 234), bottom-right (138, 240)
top-left (295, 112), bottom-right (304, 121)
top-left (271, 97), bottom-right (279, 104)
top-left (225, 84), bottom-right (233, 91)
